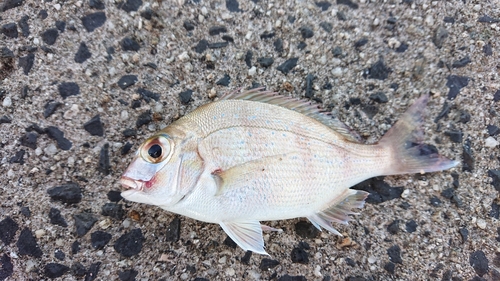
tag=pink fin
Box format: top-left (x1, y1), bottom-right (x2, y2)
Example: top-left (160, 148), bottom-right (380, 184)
top-left (307, 189), bottom-right (369, 236)
top-left (379, 94), bottom-right (460, 175)
top-left (219, 220), bottom-right (268, 255)
top-left (221, 88), bottom-right (362, 143)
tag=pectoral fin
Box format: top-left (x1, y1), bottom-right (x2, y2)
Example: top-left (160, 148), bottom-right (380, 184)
top-left (219, 220), bottom-right (268, 255)
top-left (307, 189), bottom-right (369, 236)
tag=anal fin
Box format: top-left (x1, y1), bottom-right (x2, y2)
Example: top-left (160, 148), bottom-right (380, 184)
top-left (220, 220), bottom-right (268, 255)
top-left (307, 189), bottom-right (369, 236)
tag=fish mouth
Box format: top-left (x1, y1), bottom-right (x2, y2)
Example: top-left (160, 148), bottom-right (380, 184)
top-left (120, 176), bottom-right (145, 192)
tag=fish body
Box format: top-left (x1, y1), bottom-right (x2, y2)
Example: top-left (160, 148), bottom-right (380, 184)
top-left (120, 89), bottom-right (458, 255)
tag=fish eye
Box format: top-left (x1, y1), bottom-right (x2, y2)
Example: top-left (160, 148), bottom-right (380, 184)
top-left (140, 135), bottom-right (172, 164)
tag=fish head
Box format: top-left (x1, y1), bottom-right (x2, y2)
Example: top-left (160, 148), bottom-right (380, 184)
top-left (120, 133), bottom-right (191, 207)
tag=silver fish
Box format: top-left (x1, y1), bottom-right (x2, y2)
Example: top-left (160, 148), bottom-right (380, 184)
top-left (120, 89), bottom-right (458, 255)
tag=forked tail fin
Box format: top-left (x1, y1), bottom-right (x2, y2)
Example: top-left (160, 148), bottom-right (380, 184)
top-left (379, 94), bottom-right (459, 175)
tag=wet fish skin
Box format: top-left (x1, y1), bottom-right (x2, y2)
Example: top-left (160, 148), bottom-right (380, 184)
top-left (120, 89), bottom-right (458, 255)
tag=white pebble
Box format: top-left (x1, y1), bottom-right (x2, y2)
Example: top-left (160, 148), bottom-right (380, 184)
top-left (54, 3), bottom-right (61, 10)
top-left (122, 218), bottom-right (131, 228)
top-left (476, 219), bottom-right (486, 229)
top-left (485, 136), bottom-right (498, 147)
top-left (44, 144), bottom-right (58, 156)
top-left (331, 67), bottom-right (343, 77)
top-left (247, 270), bottom-right (261, 280)
top-left (63, 104), bottom-right (80, 120)
top-left (368, 256), bottom-right (377, 263)
top-left (33, 38), bottom-right (39, 45)
top-left (180, 273), bottom-right (189, 280)
top-left (313, 265), bottom-right (322, 277)
top-left (425, 15), bottom-right (434, 26)
top-left (25, 260), bottom-right (37, 272)
top-left (201, 6), bottom-right (208, 15)
top-left (7, 169), bottom-right (15, 178)
top-left (473, 4), bottom-right (481, 11)
top-left (218, 256), bottom-right (227, 264)
top-left (178, 51), bottom-right (190, 61)
top-left (225, 267), bottom-right (235, 276)
top-left (388, 37), bottom-right (401, 49)
top-left (2, 96), bottom-right (12, 107)
top-left (35, 229), bottom-right (46, 239)
top-left (245, 31), bottom-right (252, 40)
top-left (248, 66), bottom-right (257, 76)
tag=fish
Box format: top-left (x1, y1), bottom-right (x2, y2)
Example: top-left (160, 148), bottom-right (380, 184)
top-left (120, 88), bottom-right (459, 255)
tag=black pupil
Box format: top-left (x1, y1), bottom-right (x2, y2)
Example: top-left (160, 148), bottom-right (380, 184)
top-left (148, 144), bottom-right (162, 159)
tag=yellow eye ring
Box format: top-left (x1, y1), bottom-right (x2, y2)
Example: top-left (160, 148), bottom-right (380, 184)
top-left (140, 134), bottom-right (173, 164)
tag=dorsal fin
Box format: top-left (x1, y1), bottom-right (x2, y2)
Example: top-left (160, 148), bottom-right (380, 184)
top-left (220, 88), bottom-right (363, 143)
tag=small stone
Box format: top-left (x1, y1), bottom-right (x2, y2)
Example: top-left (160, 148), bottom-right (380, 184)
top-left (101, 203), bottom-right (124, 219)
top-left (291, 247), bottom-right (309, 264)
top-left (248, 66), bottom-right (256, 76)
top-left (118, 269), bottom-right (138, 281)
top-left (54, 249), bottom-right (65, 261)
top-left (444, 130), bottom-right (463, 143)
top-left (363, 59), bottom-right (391, 80)
top-left (114, 228), bottom-right (145, 257)
top-left (208, 42), bottom-right (228, 49)
top-left (85, 262), bottom-right (101, 281)
top-left (387, 245), bottom-right (402, 264)
top-left (20, 132), bottom-right (37, 149)
top-left (165, 217), bottom-right (181, 242)
top-left (257, 57), bottom-right (273, 67)
top-left (20, 206), bottom-right (31, 217)
top-left (260, 31), bottom-right (275, 39)
top-left (446, 75), bottom-right (470, 100)
top-left (43, 101), bottom-right (62, 118)
top-left (295, 221), bottom-right (319, 238)
top-left (361, 104), bottom-right (378, 119)
top-left (58, 82), bottom-right (80, 99)
top-left (81, 12), bottom-right (106, 32)
top-left (319, 21), bottom-right (332, 32)
top-left (17, 228), bottom-right (43, 258)
top-left (259, 258), bottom-right (280, 270)
top-left (354, 38), bottom-right (368, 48)
top-left (487, 125), bottom-right (500, 136)
top-left (0, 217), bottom-right (18, 245)
top-left (430, 196), bottom-right (442, 207)
top-left (305, 73), bottom-right (315, 98)
top-left (136, 110), bottom-right (152, 127)
top-left (241, 251), bottom-right (252, 265)
top-left (224, 236), bottom-right (237, 249)
top-left (485, 137), bottom-right (498, 147)
top-left (299, 26), bottom-right (314, 39)
top-left (462, 138), bottom-right (474, 172)
top-left (470, 250), bottom-right (489, 277)
top-left (117, 75), bottom-right (138, 90)
top-left (209, 26), bottom-right (227, 36)
top-left (1, 0), bottom-right (25, 12)
top-left (488, 170), bottom-right (500, 192)
top-left (89, 0), bottom-right (105, 10)
top-left (41, 28), bottom-right (58, 45)
top-left (459, 228), bottom-right (468, 242)
top-left (84, 115), bottom-right (104, 136)
top-left (18, 53), bottom-right (35, 75)
top-left (432, 25), bottom-right (448, 48)
top-left (47, 183), bottom-right (82, 204)
top-left (71, 262), bottom-right (86, 277)
top-left (387, 220), bottom-right (399, 234)
top-left (337, 0), bottom-right (359, 9)
top-left (245, 50), bottom-right (253, 68)
top-left (119, 0), bottom-right (143, 12)
top-left (405, 220), bottom-right (417, 233)
top-left (74, 42), bottom-right (91, 63)
top-left (277, 58), bottom-right (299, 74)
top-left (49, 208), bottom-right (68, 227)
top-left (225, 0), bottom-right (241, 12)
top-left (278, 275), bottom-right (307, 281)
top-left (384, 262), bottom-right (395, 274)
top-left (216, 74), bottom-right (231, 86)
top-left (91, 231), bottom-right (112, 249)
top-left (98, 143), bottom-right (111, 175)
top-left (316, 1), bottom-right (331, 11)
top-left (274, 38), bottom-right (283, 53)
top-left (121, 142), bottom-right (133, 155)
top-left (121, 37), bottom-right (140, 51)
top-left (476, 219), bottom-right (487, 229)
top-left (44, 263), bottom-right (69, 278)
top-left (122, 128), bottom-right (137, 137)
top-left (183, 20), bottom-right (195, 31)
top-left (369, 92), bottom-right (388, 103)
top-left (0, 254), bottom-right (14, 279)
top-left (452, 56), bottom-right (471, 68)
top-left (194, 39), bottom-right (208, 53)
top-left (1, 23), bottom-right (18, 38)
top-left (73, 213), bottom-right (98, 237)
top-left (179, 89), bottom-right (193, 104)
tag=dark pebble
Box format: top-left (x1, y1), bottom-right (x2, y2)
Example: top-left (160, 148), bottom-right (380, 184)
top-left (89, 0), bottom-right (105, 9)
top-left (446, 75), bottom-right (470, 100)
top-left (224, 236), bottom-right (237, 248)
top-left (337, 0), bottom-right (359, 9)
top-left (299, 26), bottom-right (314, 39)
top-left (47, 183), bottom-right (82, 204)
top-left (137, 88), bottom-right (160, 102)
top-left (1, 23), bottom-right (18, 38)
top-left (101, 202), bottom-right (125, 220)
top-left (297, 42), bottom-right (307, 50)
top-left (121, 37), bottom-right (140, 51)
top-left (98, 143), bottom-right (111, 175)
top-left (119, 0), bottom-right (143, 12)
top-left (17, 228), bottom-right (43, 258)
top-left (305, 73), bottom-right (315, 98)
top-left (85, 262), bottom-right (101, 281)
top-left (445, 130), bottom-right (463, 143)
top-left (387, 245), bottom-right (402, 264)
top-left (257, 57), bottom-right (273, 67)
top-left (336, 11), bottom-right (347, 21)
top-left (20, 206), bottom-right (31, 217)
top-left (114, 228), bottom-right (145, 257)
top-left (245, 50), bottom-right (253, 68)
top-left (122, 128), bottom-right (137, 137)
top-left (432, 25), bottom-right (448, 48)
top-left (166, 217), bottom-right (181, 242)
top-left (73, 213), bottom-right (98, 237)
top-left (452, 56), bottom-right (471, 68)
top-left (395, 42), bottom-right (408, 53)
top-left (387, 220), bottom-right (399, 234)
top-left (118, 269), bottom-right (138, 281)
top-left (434, 102), bottom-right (451, 123)
top-left (443, 16), bottom-right (455, 23)
top-left (21, 85), bottom-right (29, 98)
top-left (45, 263), bottom-right (69, 278)
top-left (332, 46), bottom-right (343, 57)
top-left (494, 89), bottom-right (500, 102)
top-left (354, 38), bottom-right (368, 48)
top-left (83, 115), bottom-right (104, 136)
top-left (136, 110), bottom-right (152, 127)
top-left (46, 126), bottom-right (72, 150)
top-left (179, 89), bottom-right (193, 104)
top-left (91, 231), bottom-right (112, 249)
top-left (274, 38), bottom-right (283, 53)
top-left (18, 53), bottom-right (35, 75)
top-left (369, 92), bottom-right (388, 103)
top-left (54, 249), bottom-right (65, 260)
top-left (209, 25), bottom-right (227, 36)
top-left (0, 217), bottom-right (18, 245)
top-left (9, 149), bottom-right (25, 164)
top-left (49, 207), bottom-right (68, 227)
top-left (361, 104), bottom-right (378, 119)
top-left (71, 241), bottom-right (80, 255)
top-left (131, 99), bottom-right (141, 109)
top-left (41, 28), bottom-right (58, 45)
top-left (38, 9), bottom-right (48, 19)
top-left (1, 0), bottom-right (25, 12)
top-left (81, 12), bottom-right (106, 32)
top-left (384, 262), bottom-right (395, 274)
top-left (118, 75), bottom-right (138, 90)
top-left (470, 250), bottom-right (489, 276)
top-left (260, 31), bottom-right (275, 39)
top-left (20, 132), bottom-right (37, 149)
top-left (277, 58), bottom-right (298, 74)
top-left (194, 39), bottom-right (208, 53)
top-left (259, 258), bottom-right (280, 270)
top-left (405, 220), bottom-right (417, 233)
top-left (315, 1), bottom-right (331, 11)
top-left (43, 100), bottom-right (62, 118)
top-left (0, 254), bottom-right (14, 279)
top-left (74, 42), bottom-right (92, 63)
top-left (55, 20), bottom-right (65, 32)
top-left (353, 177), bottom-right (403, 204)
top-left (363, 59), bottom-right (391, 80)
top-left (278, 275), bottom-right (306, 281)
top-left (216, 74), bottom-right (231, 86)
top-left (459, 227), bottom-right (468, 242)
top-left (58, 82), bottom-right (80, 99)
top-left (71, 262), bottom-right (86, 277)
top-left (144, 62), bottom-right (157, 69)
top-left (107, 190), bottom-right (122, 202)
top-left (487, 125), bottom-right (499, 136)
top-left (0, 115), bottom-right (12, 124)
top-left (488, 170), bottom-right (500, 193)
top-left (1, 46), bottom-right (15, 58)
top-left (208, 41), bottom-right (228, 49)
top-left (319, 21), bottom-right (332, 32)
top-left (183, 20), bottom-right (195, 31)
top-left (241, 251), bottom-right (252, 265)
top-left (17, 15), bottom-right (31, 37)
top-left (478, 15), bottom-right (500, 23)
top-left (462, 138), bottom-right (474, 172)
top-left (429, 196), bottom-right (442, 207)
top-left (26, 123), bottom-right (44, 134)
top-left (483, 43), bottom-right (492, 56)
top-left (226, 0), bottom-right (241, 12)
top-left (291, 247), bottom-right (309, 264)
top-left (222, 35), bottom-right (234, 42)
top-left (295, 221), bottom-right (319, 239)
top-left (121, 142), bottom-right (133, 155)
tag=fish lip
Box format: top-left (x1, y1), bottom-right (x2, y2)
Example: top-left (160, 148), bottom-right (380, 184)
top-left (120, 176), bottom-right (144, 192)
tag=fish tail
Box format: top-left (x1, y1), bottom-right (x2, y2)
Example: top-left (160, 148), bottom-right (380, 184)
top-left (378, 94), bottom-right (459, 175)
